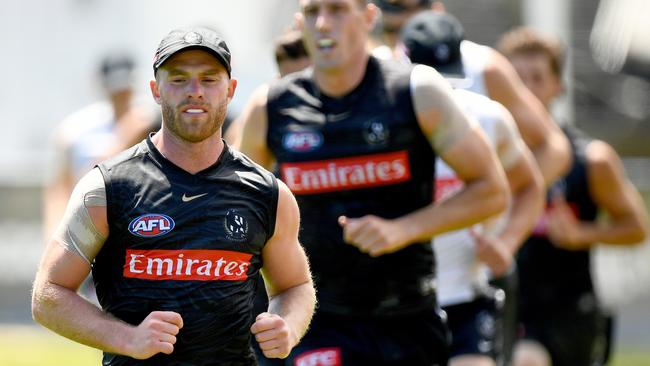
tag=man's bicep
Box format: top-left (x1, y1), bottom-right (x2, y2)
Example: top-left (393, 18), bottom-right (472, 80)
top-left (440, 125), bottom-right (499, 182)
top-left (261, 181), bottom-right (311, 296)
top-left (411, 64), bottom-right (473, 155)
top-left (588, 142), bottom-right (646, 218)
top-left (37, 239), bottom-right (95, 291)
top-left (494, 103), bottom-right (526, 171)
top-left (484, 52), bottom-right (550, 147)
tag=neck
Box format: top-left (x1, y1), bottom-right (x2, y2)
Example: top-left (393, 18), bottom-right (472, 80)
top-left (151, 129), bottom-right (224, 174)
top-left (313, 52), bottom-right (370, 98)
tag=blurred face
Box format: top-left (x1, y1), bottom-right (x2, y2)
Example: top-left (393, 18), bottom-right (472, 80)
top-left (150, 49), bottom-right (236, 143)
top-left (509, 52), bottom-right (562, 108)
top-left (299, 0), bottom-right (374, 71)
top-left (380, 0), bottom-right (427, 34)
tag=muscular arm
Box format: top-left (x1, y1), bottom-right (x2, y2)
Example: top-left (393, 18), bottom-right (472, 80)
top-left (340, 65), bottom-right (508, 256)
top-left (548, 141), bottom-right (648, 249)
top-left (32, 168), bottom-right (182, 359)
top-left (474, 104), bottom-right (545, 275)
top-left (409, 64), bottom-right (509, 240)
top-left (485, 49), bottom-right (571, 185)
top-left (252, 181), bottom-right (316, 359)
top-left (493, 104), bottom-right (545, 253)
top-left (237, 84), bottom-right (275, 169)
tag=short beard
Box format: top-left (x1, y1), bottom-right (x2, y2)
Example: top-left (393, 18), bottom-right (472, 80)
top-left (161, 100), bottom-right (228, 143)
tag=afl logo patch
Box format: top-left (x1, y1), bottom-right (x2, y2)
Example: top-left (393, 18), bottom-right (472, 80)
top-left (129, 214), bottom-right (175, 237)
top-left (224, 209), bottom-right (248, 241)
top-left (282, 131), bottom-right (323, 152)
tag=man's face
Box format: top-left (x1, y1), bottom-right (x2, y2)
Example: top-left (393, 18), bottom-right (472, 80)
top-left (299, 0), bottom-right (373, 71)
top-left (151, 49), bottom-right (236, 143)
top-left (379, 0), bottom-right (427, 34)
top-left (509, 52), bottom-right (562, 108)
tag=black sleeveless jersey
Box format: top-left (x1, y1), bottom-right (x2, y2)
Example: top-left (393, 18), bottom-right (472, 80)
top-left (517, 126), bottom-right (598, 307)
top-left (266, 56), bottom-right (437, 317)
top-left (94, 137), bottom-right (278, 366)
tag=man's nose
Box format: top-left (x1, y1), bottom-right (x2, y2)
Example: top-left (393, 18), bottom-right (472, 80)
top-left (186, 78), bottom-right (204, 99)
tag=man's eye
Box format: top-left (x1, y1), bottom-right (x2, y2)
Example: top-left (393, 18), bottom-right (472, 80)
top-left (170, 77), bottom-right (186, 83)
top-left (303, 5), bottom-right (318, 17)
top-left (329, 4), bottom-right (345, 14)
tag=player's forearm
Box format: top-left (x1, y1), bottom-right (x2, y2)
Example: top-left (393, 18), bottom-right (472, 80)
top-left (574, 218), bottom-right (647, 247)
top-left (400, 174), bottom-right (508, 243)
top-left (32, 281), bottom-right (135, 356)
top-left (268, 281), bottom-right (316, 347)
top-left (532, 132), bottom-right (571, 186)
top-left (499, 182), bottom-right (544, 254)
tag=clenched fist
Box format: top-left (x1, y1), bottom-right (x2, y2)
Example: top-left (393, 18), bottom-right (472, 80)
top-left (127, 311), bottom-right (183, 359)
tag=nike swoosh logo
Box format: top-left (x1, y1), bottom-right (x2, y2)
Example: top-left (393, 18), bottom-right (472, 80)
top-left (181, 193), bottom-right (208, 202)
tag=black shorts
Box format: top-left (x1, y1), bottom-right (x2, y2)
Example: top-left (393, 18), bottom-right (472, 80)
top-left (519, 293), bottom-right (609, 366)
top-left (443, 289), bottom-right (504, 360)
top-left (285, 308), bottom-right (450, 366)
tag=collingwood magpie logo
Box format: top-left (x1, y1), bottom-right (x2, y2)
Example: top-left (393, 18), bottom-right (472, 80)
top-left (224, 209), bottom-right (248, 241)
top-left (363, 120), bottom-right (389, 145)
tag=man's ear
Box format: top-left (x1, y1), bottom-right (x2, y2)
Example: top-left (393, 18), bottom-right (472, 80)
top-left (227, 78), bottom-right (238, 103)
top-left (150, 79), bottom-right (161, 105)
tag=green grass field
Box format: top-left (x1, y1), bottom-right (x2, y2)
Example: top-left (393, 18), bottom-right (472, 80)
top-left (0, 325), bottom-right (648, 366)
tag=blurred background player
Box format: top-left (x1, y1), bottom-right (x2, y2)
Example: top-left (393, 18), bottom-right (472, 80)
top-left (400, 11), bottom-right (545, 366)
top-left (225, 28), bottom-right (310, 149)
top-left (273, 29), bottom-right (311, 78)
top-left (497, 26), bottom-right (649, 366)
top-left (43, 52), bottom-right (159, 239)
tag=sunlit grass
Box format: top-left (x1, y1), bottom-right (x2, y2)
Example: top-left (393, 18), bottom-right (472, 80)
top-left (1, 325), bottom-right (649, 365)
top-left (0, 325), bottom-right (101, 366)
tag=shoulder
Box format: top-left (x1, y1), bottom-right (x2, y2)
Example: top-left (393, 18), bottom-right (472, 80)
top-left (267, 68), bottom-right (312, 100)
top-left (99, 139), bottom-right (150, 171)
top-left (585, 139), bottom-right (622, 174)
top-left (453, 89), bottom-right (500, 115)
top-left (227, 148), bottom-right (278, 187)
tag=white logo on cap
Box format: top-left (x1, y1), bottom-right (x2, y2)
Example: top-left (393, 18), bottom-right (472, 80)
top-left (434, 44), bottom-right (450, 63)
top-left (183, 32), bottom-right (203, 45)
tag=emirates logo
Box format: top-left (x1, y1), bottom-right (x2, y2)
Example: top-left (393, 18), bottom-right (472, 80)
top-left (280, 151), bottom-right (411, 195)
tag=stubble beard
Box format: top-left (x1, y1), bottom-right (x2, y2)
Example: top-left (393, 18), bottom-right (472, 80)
top-left (161, 99), bottom-right (228, 143)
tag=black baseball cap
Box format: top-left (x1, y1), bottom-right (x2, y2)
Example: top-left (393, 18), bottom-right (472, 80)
top-left (400, 11), bottom-right (466, 81)
top-left (373, 0), bottom-right (432, 13)
top-left (153, 26), bottom-right (231, 77)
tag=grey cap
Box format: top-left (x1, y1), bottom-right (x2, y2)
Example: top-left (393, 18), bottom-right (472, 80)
top-left (153, 26), bottom-right (231, 77)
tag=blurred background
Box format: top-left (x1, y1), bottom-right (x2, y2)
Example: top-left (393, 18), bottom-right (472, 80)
top-left (1, 0), bottom-right (649, 364)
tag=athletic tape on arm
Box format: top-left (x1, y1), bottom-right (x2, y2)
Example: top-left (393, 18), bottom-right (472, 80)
top-left (52, 168), bottom-right (107, 264)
